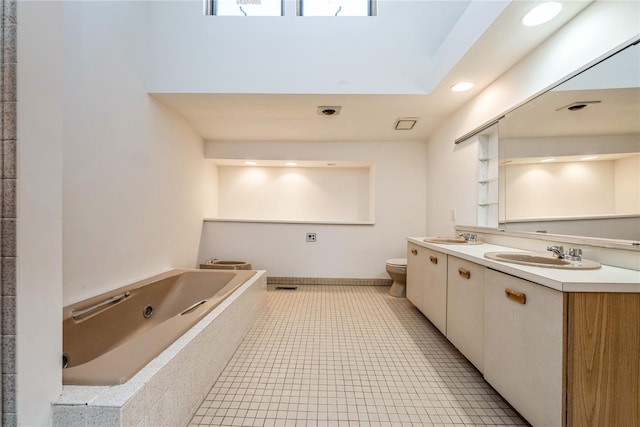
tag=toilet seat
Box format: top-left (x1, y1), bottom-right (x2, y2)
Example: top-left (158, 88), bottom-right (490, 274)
top-left (386, 258), bottom-right (407, 267)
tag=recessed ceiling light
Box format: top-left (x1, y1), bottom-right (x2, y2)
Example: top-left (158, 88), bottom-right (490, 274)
top-left (581, 156), bottom-right (598, 161)
top-left (245, 161), bottom-right (257, 166)
top-left (522, 2), bottom-right (562, 27)
top-left (541, 158), bottom-right (556, 163)
top-left (450, 82), bottom-right (474, 92)
top-left (568, 104), bottom-right (587, 111)
top-left (317, 106), bottom-right (341, 116)
top-left (555, 100), bottom-right (601, 111)
top-left (285, 162), bottom-right (297, 166)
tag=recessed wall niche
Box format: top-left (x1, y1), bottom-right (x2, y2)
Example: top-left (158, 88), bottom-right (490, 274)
top-left (206, 160), bottom-right (375, 224)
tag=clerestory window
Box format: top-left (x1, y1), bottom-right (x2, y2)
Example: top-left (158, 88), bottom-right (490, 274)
top-left (205, 0), bottom-right (375, 16)
top-left (208, 0), bottom-right (283, 16)
top-left (298, 0), bottom-right (376, 16)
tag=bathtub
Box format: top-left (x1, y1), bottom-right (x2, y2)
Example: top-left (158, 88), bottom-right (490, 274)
top-left (63, 268), bottom-right (256, 385)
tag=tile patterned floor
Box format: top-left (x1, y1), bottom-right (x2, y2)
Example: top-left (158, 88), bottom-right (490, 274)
top-left (189, 285), bottom-right (528, 426)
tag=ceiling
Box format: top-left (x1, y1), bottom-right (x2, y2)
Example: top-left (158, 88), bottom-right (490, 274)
top-left (152, 1), bottom-right (593, 142)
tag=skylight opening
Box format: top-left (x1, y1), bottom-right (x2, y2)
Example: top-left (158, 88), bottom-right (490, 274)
top-left (208, 0), bottom-right (283, 16)
top-left (298, 0), bottom-right (376, 16)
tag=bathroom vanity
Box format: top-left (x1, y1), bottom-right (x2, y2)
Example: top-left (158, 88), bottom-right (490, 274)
top-left (406, 237), bottom-right (640, 427)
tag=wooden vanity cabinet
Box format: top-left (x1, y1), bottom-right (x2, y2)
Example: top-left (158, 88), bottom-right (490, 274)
top-left (447, 256), bottom-right (485, 371)
top-left (406, 243), bottom-right (447, 335)
top-left (567, 292), bottom-right (640, 427)
top-left (484, 269), bottom-right (565, 427)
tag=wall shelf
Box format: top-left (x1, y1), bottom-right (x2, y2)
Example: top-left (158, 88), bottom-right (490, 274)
top-left (478, 177), bottom-right (498, 185)
top-left (208, 160), bottom-right (375, 224)
top-left (204, 218), bottom-right (375, 225)
top-left (478, 154), bottom-right (499, 162)
top-left (476, 126), bottom-right (500, 227)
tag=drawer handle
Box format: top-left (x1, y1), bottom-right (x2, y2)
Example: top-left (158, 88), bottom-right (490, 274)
top-left (505, 288), bottom-right (526, 305)
top-left (411, 249), bottom-right (418, 256)
top-left (429, 256), bottom-right (438, 264)
top-left (458, 268), bottom-right (470, 280)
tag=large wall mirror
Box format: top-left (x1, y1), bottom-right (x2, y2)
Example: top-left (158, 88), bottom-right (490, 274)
top-left (499, 41), bottom-right (640, 243)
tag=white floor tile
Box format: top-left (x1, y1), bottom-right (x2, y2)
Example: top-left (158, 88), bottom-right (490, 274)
top-left (190, 285), bottom-right (528, 426)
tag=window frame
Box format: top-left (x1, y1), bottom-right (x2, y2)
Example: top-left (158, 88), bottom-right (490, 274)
top-left (297, 0), bottom-right (377, 16)
top-left (206, 0), bottom-right (285, 16)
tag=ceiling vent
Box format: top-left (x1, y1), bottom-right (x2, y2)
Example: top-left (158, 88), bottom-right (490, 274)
top-left (394, 117), bottom-right (418, 130)
top-left (318, 106), bottom-right (341, 116)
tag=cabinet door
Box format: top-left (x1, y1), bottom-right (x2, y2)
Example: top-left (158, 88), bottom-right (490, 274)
top-left (484, 269), bottom-right (565, 427)
top-left (447, 256), bottom-right (484, 371)
top-left (406, 243), bottom-right (425, 312)
top-left (422, 249), bottom-right (447, 335)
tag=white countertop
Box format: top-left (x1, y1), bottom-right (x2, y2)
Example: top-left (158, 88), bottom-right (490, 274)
top-left (408, 237), bottom-right (640, 293)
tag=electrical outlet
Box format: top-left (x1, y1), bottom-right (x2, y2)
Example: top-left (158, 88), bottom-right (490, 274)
top-left (451, 208), bottom-right (457, 221)
top-left (306, 233), bottom-right (317, 242)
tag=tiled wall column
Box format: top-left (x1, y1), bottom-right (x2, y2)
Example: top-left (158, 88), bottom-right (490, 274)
top-left (1, 0), bottom-right (17, 425)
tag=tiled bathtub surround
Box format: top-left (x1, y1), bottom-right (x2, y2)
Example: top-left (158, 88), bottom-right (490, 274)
top-left (53, 271), bottom-right (267, 427)
top-left (1, 0), bottom-right (17, 425)
top-left (190, 285), bottom-right (527, 426)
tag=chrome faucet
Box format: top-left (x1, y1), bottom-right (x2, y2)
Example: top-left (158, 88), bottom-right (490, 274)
top-left (547, 246), bottom-right (583, 262)
top-left (547, 245), bottom-right (565, 258)
top-left (568, 248), bottom-right (583, 262)
top-left (459, 233), bottom-right (478, 243)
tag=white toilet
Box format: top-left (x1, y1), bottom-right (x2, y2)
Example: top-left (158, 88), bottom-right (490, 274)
top-left (385, 258), bottom-right (407, 297)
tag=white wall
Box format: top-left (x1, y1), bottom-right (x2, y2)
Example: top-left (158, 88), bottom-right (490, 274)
top-left (426, 0), bottom-right (640, 236)
top-left (217, 166), bottom-right (371, 221)
top-left (506, 155), bottom-right (640, 219)
top-left (62, 1), bottom-right (209, 305)
top-left (18, 1), bottom-right (212, 422)
top-left (144, 0), bottom-right (498, 95)
top-left (506, 161), bottom-right (616, 219)
top-left (17, 2), bottom-right (64, 425)
top-left (615, 154), bottom-right (640, 214)
top-left (200, 140), bottom-right (426, 277)
top-left (204, 162), bottom-right (220, 218)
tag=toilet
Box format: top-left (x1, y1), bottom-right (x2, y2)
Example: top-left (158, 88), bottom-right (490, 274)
top-left (386, 258), bottom-right (407, 297)
top-left (200, 259), bottom-right (252, 270)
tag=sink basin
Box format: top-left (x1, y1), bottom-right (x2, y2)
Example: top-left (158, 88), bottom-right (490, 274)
top-left (423, 237), bottom-right (483, 245)
top-left (484, 252), bottom-right (601, 269)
